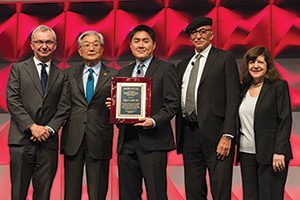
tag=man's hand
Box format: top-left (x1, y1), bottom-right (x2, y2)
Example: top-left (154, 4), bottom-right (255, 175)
top-left (216, 135), bottom-right (232, 160)
top-left (273, 154), bottom-right (285, 172)
top-left (105, 97), bottom-right (112, 109)
top-left (134, 117), bottom-right (154, 129)
top-left (29, 124), bottom-right (50, 142)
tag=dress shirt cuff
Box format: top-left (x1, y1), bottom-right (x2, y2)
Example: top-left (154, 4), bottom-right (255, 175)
top-left (222, 134), bottom-right (234, 139)
top-left (151, 118), bottom-right (156, 128)
top-left (46, 126), bottom-right (56, 135)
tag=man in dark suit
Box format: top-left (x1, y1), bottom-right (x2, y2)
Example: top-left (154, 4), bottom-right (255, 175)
top-left (116, 25), bottom-right (179, 200)
top-left (6, 25), bottom-right (70, 200)
top-left (61, 30), bottom-right (117, 200)
top-left (176, 17), bottom-right (240, 200)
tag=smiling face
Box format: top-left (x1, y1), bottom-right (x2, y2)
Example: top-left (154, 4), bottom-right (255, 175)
top-left (30, 30), bottom-right (57, 62)
top-left (130, 30), bottom-right (156, 62)
top-left (78, 34), bottom-right (104, 66)
top-left (248, 55), bottom-right (267, 83)
top-left (189, 25), bottom-right (214, 52)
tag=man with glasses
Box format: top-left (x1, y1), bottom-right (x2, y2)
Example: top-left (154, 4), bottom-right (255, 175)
top-left (61, 30), bottom-right (117, 200)
top-left (175, 17), bottom-right (240, 199)
top-left (6, 25), bottom-right (70, 200)
top-left (107, 25), bottom-right (178, 200)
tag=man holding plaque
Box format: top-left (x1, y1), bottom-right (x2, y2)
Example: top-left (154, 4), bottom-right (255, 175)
top-left (61, 30), bottom-right (117, 200)
top-left (116, 25), bottom-right (179, 200)
top-left (175, 17), bottom-right (240, 200)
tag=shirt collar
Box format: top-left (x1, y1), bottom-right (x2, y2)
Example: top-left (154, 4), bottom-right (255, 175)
top-left (84, 61), bottom-right (101, 75)
top-left (33, 56), bottom-right (51, 67)
top-left (194, 44), bottom-right (212, 58)
top-left (135, 56), bottom-right (153, 70)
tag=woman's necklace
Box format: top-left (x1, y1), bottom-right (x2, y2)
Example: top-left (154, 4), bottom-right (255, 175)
top-left (250, 81), bottom-right (263, 88)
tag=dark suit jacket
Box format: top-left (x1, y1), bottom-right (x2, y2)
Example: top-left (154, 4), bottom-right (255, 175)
top-left (61, 63), bottom-right (117, 160)
top-left (238, 79), bottom-right (293, 164)
top-left (6, 57), bottom-right (70, 150)
top-left (176, 47), bottom-right (240, 153)
top-left (117, 57), bottom-right (179, 153)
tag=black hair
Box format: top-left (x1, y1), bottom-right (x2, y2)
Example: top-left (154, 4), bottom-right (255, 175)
top-left (128, 25), bottom-right (156, 43)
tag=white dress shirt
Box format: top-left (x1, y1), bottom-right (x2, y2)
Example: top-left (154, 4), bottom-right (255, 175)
top-left (33, 56), bottom-right (51, 78)
top-left (82, 62), bottom-right (101, 96)
top-left (132, 56), bottom-right (153, 77)
top-left (181, 44), bottom-right (212, 115)
top-left (32, 56), bottom-right (55, 134)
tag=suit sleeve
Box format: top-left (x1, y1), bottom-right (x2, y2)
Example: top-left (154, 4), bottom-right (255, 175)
top-left (152, 63), bottom-right (179, 126)
top-left (274, 81), bottom-right (292, 155)
top-left (47, 71), bottom-right (71, 132)
top-left (6, 63), bottom-right (35, 131)
top-left (223, 52), bottom-right (240, 137)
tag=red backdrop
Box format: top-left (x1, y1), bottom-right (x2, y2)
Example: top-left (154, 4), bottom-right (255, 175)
top-left (0, 0), bottom-right (299, 199)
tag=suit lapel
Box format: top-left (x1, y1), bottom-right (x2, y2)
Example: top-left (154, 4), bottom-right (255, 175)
top-left (44, 63), bottom-right (59, 98)
top-left (93, 64), bottom-right (111, 96)
top-left (24, 58), bottom-right (43, 96)
top-left (123, 63), bottom-right (135, 77)
top-left (199, 47), bottom-right (217, 85)
top-left (74, 64), bottom-right (85, 95)
top-left (121, 57), bottom-right (159, 78)
top-left (178, 57), bottom-right (192, 83)
top-left (254, 81), bottom-right (271, 125)
top-left (240, 84), bottom-right (250, 103)
top-left (144, 57), bottom-right (159, 77)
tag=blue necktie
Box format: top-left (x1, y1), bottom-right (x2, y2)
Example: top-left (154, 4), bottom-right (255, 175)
top-left (40, 63), bottom-right (48, 95)
top-left (86, 68), bottom-right (94, 104)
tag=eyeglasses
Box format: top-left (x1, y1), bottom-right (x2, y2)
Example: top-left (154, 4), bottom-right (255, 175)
top-left (190, 28), bottom-right (212, 37)
top-left (32, 40), bottom-right (56, 46)
top-left (80, 42), bottom-right (102, 50)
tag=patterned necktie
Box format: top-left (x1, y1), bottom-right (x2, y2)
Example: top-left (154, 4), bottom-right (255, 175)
top-left (40, 63), bottom-right (48, 95)
top-left (86, 68), bottom-right (94, 104)
top-left (136, 63), bottom-right (145, 77)
top-left (185, 54), bottom-right (202, 115)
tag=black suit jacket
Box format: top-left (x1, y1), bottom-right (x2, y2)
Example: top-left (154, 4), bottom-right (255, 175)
top-left (61, 63), bottom-right (117, 160)
top-left (176, 47), bottom-right (240, 153)
top-left (6, 57), bottom-right (70, 150)
top-left (238, 80), bottom-right (293, 164)
top-left (117, 57), bottom-right (179, 153)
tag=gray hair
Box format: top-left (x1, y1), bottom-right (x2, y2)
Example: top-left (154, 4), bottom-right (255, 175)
top-left (77, 30), bottom-right (104, 46)
top-left (31, 25), bottom-right (57, 41)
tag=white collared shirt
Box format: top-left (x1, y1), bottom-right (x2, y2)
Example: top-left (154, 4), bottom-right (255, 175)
top-left (132, 56), bottom-right (153, 77)
top-left (181, 44), bottom-right (212, 115)
top-left (131, 56), bottom-right (156, 127)
top-left (82, 62), bottom-right (101, 95)
top-left (33, 56), bottom-right (51, 78)
top-left (32, 57), bottom-right (55, 134)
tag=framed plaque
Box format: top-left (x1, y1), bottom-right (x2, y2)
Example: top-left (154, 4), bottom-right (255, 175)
top-left (110, 77), bottom-right (152, 123)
